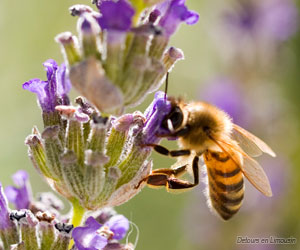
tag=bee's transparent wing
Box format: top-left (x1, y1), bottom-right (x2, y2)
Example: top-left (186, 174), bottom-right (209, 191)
top-left (241, 156), bottom-right (272, 197)
top-left (232, 124), bottom-right (276, 157)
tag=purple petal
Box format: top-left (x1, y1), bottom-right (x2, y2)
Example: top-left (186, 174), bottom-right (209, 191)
top-left (104, 215), bottom-right (129, 240)
top-left (73, 217), bottom-right (108, 250)
top-left (12, 170), bottom-right (28, 187)
top-left (0, 182), bottom-right (11, 230)
top-left (23, 59), bottom-right (71, 112)
top-left (4, 170), bottom-right (32, 210)
top-left (143, 91), bottom-right (172, 144)
top-left (56, 63), bottom-right (71, 105)
top-left (159, 0), bottom-right (199, 37)
top-left (97, 0), bottom-right (135, 31)
top-left (184, 10), bottom-right (200, 24)
top-left (23, 79), bottom-right (48, 106)
top-left (43, 60), bottom-right (58, 107)
top-left (4, 187), bottom-right (19, 204)
top-left (85, 216), bottom-right (102, 229)
top-left (43, 59), bottom-right (58, 81)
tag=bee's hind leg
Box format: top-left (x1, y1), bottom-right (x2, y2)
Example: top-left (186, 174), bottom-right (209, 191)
top-left (136, 156), bottom-right (199, 192)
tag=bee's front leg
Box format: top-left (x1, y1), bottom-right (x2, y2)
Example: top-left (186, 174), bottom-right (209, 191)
top-left (144, 144), bottom-right (191, 157)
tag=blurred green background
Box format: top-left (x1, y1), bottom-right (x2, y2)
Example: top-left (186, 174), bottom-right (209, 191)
top-left (1, 0), bottom-right (300, 249)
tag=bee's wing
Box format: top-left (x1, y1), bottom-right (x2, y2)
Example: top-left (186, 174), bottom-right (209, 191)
top-left (232, 124), bottom-right (276, 157)
top-left (214, 139), bottom-right (272, 197)
top-left (241, 156), bottom-right (272, 197)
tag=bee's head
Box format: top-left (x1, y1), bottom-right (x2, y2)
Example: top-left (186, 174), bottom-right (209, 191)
top-left (162, 98), bottom-right (186, 133)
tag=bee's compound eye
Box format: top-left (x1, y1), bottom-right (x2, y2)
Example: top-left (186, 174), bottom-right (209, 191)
top-left (168, 107), bottom-right (183, 130)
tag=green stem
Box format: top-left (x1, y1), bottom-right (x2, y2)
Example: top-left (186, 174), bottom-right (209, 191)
top-left (71, 199), bottom-right (85, 227)
top-left (69, 199), bottom-right (86, 249)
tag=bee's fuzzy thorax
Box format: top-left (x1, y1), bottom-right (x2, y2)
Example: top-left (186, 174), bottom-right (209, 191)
top-left (176, 101), bottom-right (233, 153)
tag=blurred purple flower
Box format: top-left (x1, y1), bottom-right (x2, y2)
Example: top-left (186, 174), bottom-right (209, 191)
top-left (224, 0), bottom-right (298, 41)
top-left (23, 59), bottom-right (71, 112)
top-left (97, 0), bottom-right (135, 31)
top-left (158, 0), bottom-right (199, 37)
top-left (259, 0), bottom-right (299, 41)
top-left (73, 215), bottom-right (129, 250)
top-left (199, 77), bottom-right (250, 126)
top-left (4, 170), bottom-right (32, 210)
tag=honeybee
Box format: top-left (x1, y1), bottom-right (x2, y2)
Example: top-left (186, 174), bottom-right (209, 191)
top-left (140, 98), bottom-right (276, 220)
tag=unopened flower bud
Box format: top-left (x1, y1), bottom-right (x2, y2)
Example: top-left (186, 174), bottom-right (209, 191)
top-left (69, 4), bottom-right (93, 16)
top-left (55, 32), bottom-right (81, 66)
top-left (77, 14), bottom-right (101, 59)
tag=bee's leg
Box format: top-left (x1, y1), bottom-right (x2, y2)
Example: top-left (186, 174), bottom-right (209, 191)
top-left (151, 164), bottom-right (188, 177)
top-left (144, 144), bottom-right (191, 157)
top-left (136, 156), bottom-right (199, 191)
top-left (135, 165), bottom-right (188, 189)
top-left (167, 156), bottom-right (199, 191)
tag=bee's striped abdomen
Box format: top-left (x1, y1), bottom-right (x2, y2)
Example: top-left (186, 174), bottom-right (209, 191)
top-left (204, 150), bottom-right (244, 220)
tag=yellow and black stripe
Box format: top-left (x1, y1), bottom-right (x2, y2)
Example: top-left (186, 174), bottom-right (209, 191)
top-left (204, 150), bottom-right (244, 220)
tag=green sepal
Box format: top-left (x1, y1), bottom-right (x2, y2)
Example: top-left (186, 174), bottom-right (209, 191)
top-left (87, 120), bottom-right (107, 153)
top-left (39, 223), bottom-right (56, 250)
top-left (84, 151), bottom-right (107, 202)
top-left (42, 126), bottom-right (64, 181)
top-left (90, 167), bottom-right (121, 209)
top-left (26, 134), bottom-right (56, 180)
top-left (60, 151), bottom-right (85, 201)
top-left (148, 35), bottom-right (169, 60)
top-left (104, 127), bottom-right (127, 169)
top-left (55, 32), bottom-right (82, 66)
top-left (116, 145), bottom-right (151, 189)
top-left (50, 234), bottom-right (71, 250)
top-left (20, 224), bottom-right (39, 250)
top-left (0, 226), bottom-right (19, 250)
top-left (103, 31), bottom-right (126, 83)
top-left (128, 58), bottom-right (165, 106)
top-left (66, 120), bottom-right (84, 167)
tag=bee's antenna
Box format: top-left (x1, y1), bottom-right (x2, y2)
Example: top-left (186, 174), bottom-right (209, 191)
top-left (164, 72), bottom-right (169, 102)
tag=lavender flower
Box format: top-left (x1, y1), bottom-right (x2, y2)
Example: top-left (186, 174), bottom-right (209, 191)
top-left (24, 90), bottom-right (171, 215)
top-left (73, 215), bottom-right (129, 250)
top-left (23, 59), bottom-right (71, 113)
top-left (158, 0), bottom-right (199, 37)
top-left (4, 170), bottom-right (32, 210)
top-left (56, 0), bottom-right (197, 114)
